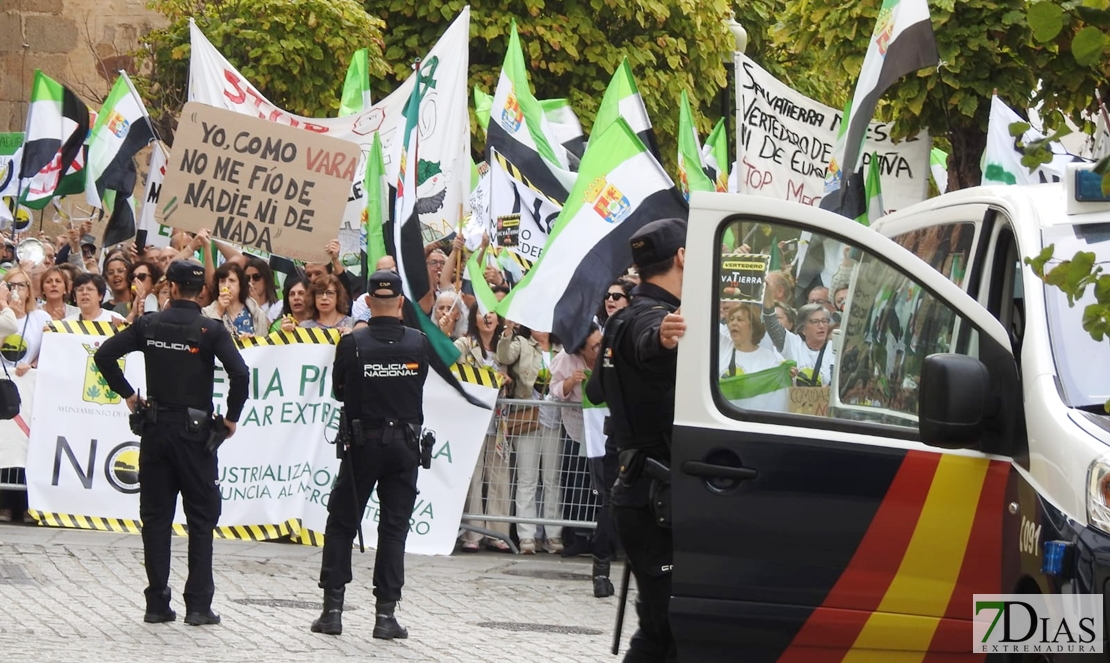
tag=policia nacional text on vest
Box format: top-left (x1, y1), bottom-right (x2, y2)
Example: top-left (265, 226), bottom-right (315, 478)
top-left (94, 259), bottom-right (249, 627)
top-left (311, 269), bottom-right (434, 640)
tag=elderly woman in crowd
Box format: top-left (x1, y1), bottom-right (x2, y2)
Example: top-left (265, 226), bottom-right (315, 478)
top-left (762, 275), bottom-right (835, 387)
top-left (66, 273), bottom-right (125, 325)
top-left (456, 305), bottom-right (513, 552)
top-left (497, 320), bottom-right (564, 555)
top-left (299, 273), bottom-right (354, 332)
top-left (434, 290), bottom-right (464, 339)
top-left (719, 302), bottom-right (791, 412)
top-left (38, 265), bottom-right (77, 321)
top-left (203, 261), bottom-right (269, 337)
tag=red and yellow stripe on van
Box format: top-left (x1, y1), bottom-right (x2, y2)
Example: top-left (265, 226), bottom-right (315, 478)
top-left (777, 451), bottom-right (1011, 662)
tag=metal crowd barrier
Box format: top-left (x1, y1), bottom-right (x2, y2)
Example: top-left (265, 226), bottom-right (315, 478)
top-left (0, 466), bottom-right (25, 491)
top-left (460, 397), bottom-right (600, 553)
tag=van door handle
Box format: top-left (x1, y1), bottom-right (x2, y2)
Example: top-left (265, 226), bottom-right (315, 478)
top-left (681, 461), bottom-right (757, 481)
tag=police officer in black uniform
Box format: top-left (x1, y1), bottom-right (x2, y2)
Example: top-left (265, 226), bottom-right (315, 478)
top-left (95, 260), bottom-right (249, 626)
top-left (586, 218), bottom-right (687, 663)
top-left (311, 269), bottom-right (432, 639)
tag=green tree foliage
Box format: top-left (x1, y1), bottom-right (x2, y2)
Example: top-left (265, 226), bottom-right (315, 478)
top-left (773, 0), bottom-right (1046, 191)
top-left (363, 0), bottom-right (734, 169)
top-left (136, 0), bottom-right (389, 142)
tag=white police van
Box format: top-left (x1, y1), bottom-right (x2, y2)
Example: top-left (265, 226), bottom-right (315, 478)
top-left (671, 170), bottom-right (1109, 661)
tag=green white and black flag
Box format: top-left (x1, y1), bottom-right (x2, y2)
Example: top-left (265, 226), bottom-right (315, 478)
top-left (19, 70), bottom-right (90, 202)
top-left (496, 118), bottom-right (687, 352)
top-left (821, 0), bottom-right (938, 215)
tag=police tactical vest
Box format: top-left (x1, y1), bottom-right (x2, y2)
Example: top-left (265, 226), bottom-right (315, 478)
top-left (598, 296), bottom-right (677, 457)
top-left (350, 325), bottom-right (426, 427)
top-left (142, 311), bottom-right (212, 410)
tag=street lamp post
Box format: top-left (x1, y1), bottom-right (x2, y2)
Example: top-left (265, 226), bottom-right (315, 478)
top-left (722, 15), bottom-right (748, 186)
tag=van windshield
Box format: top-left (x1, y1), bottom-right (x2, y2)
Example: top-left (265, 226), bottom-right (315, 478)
top-left (1042, 223), bottom-right (1110, 409)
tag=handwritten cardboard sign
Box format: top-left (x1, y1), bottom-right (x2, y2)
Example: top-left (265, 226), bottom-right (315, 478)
top-left (719, 253), bottom-right (769, 302)
top-left (156, 102), bottom-right (361, 262)
top-left (788, 385), bottom-right (829, 416)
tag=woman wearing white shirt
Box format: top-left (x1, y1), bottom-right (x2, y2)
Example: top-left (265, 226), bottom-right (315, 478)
top-left (2, 268), bottom-right (53, 376)
top-left (761, 275), bottom-right (835, 387)
top-left (66, 273), bottom-right (126, 325)
top-left (719, 303), bottom-right (791, 412)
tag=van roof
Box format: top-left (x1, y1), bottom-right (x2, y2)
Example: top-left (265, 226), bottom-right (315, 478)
top-left (877, 180), bottom-right (1110, 232)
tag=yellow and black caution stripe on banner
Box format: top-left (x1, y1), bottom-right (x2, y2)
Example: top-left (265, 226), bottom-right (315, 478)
top-left (491, 150), bottom-right (562, 208)
top-left (294, 525), bottom-right (325, 547)
top-left (237, 327), bottom-right (339, 349)
top-left (48, 319), bottom-right (120, 336)
top-left (451, 364), bottom-right (502, 389)
top-left (47, 316), bottom-right (340, 350)
top-left (29, 511), bottom-right (299, 542)
top-left (502, 250), bottom-right (533, 275)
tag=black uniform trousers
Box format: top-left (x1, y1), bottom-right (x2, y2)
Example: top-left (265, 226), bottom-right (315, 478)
top-left (139, 411), bottom-right (222, 613)
top-left (319, 433), bottom-right (419, 601)
top-left (588, 444), bottom-right (619, 560)
top-left (612, 475), bottom-right (675, 663)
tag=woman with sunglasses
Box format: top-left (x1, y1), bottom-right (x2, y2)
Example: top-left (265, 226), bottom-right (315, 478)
top-left (244, 256), bottom-right (282, 321)
top-left (762, 275), bottom-right (836, 387)
top-left (124, 260), bottom-right (163, 324)
top-left (597, 278), bottom-right (633, 331)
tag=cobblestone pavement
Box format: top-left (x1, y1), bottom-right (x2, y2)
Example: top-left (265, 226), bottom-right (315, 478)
top-left (0, 523), bottom-right (632, 663)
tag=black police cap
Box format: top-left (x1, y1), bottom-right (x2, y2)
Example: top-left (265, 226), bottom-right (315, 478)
top-left (367, 269), bottom-right (403, 298)
top-left (630, 217), bottom-right (687, 267)
top-left (165, 260), bottom-right (207, 286)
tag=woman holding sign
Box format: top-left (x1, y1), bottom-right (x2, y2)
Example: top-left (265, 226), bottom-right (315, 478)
top-left (718, 303), bottom-right (792, 412)
top-left (762, 274), bottom-right (835, 388)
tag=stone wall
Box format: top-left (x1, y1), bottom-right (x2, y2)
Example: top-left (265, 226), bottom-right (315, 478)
top-left (1, 0), bottom-right (166, 131)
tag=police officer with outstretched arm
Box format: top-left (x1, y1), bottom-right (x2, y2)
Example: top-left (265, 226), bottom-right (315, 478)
top-left (311, 269), bottom-right (432, 640)
top-left (94, 260), bottom-right (249, 626)
top-left (586, 218), bottom-right (687, 663)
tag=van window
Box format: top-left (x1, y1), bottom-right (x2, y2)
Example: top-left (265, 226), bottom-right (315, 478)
top-left (892, 224), bottom-right (975, 289)
top-left (714, 220), bottom-right (978, 431)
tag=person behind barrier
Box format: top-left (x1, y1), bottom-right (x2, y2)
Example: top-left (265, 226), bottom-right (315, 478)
top-left (311, 269), bottom-right (431, 640)
top-left (93, 259), bottom-right (248, 627)
top-left (586, 217), bottom-right (687, 663)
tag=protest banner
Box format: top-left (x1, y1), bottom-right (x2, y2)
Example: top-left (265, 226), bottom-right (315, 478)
top-left (155, 102), bottom-right (361, 262)
top-left (187, 10), bottom-right (471, 260)
top-left (137, 142), bottom-right (173, 249)
top-left (719, 253), bottom-right (769, 302)
top-left (488, 148), bottom-right (560, 261)
top-left (25, 323), bottom-right (498, 556)
top-left (788, 385), bottom-right (829, 416)
top-left (736, 55), bottom-right (929, 212)
top-left (495, 213), bottom-right (520, 247)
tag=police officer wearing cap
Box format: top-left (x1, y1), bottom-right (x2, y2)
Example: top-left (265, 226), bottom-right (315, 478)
top-left (311, 269), bottom-right (432, 639)
top-left (94, 259), bottom-right (249, 626)
top-left (586, 217), bottom-right (687, 663)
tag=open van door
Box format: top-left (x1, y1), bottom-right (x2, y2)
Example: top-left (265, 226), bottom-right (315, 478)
top-left (670, 193), bottom-right (1023, 662)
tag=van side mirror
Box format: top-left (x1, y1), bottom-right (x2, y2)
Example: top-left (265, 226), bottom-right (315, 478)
top-left (918, 354), bottom-right (993, 449)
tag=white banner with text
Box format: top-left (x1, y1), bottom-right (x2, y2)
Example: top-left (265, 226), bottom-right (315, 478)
top-left (24, 325), bottom-right (497, 556)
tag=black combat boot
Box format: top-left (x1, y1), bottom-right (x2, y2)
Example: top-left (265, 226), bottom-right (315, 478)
top-left (592, 555), bottom-right (615, 598)
top-left (372, 599), bottom-right (409, 640)
top-left (310, 587), bottom-right (344, 635)
top-left (183, 609), bottom-right (221, 626)
top-left (143, 587), bottom-right (176, 624)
